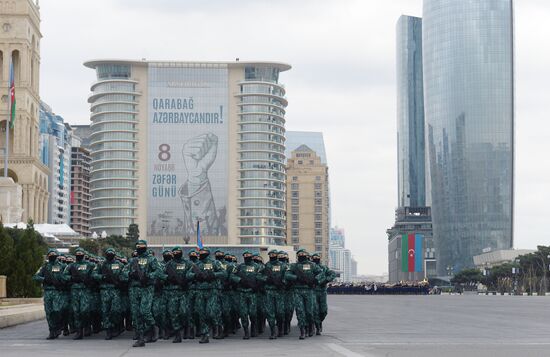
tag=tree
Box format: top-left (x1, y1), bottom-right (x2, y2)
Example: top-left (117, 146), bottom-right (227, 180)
top-left (0, 224), bottom-right (15, 277)
top-left (451, 268), bottom-right (484, 290)
top-left (126, 224), bottom-right (140, 242)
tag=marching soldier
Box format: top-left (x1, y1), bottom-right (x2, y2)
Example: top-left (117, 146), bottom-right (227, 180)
top-left (284, 249), bottom-right (322, 340)
top-left (124, 240), bottom-right (162, 347)
top-left (33, 249), bottom-right (67, 339)
top-left (311, 252), bottom-right (336, 335)
top-left (262, 249), bottom-right (287, 339)
top-left (94, 248), bottom-right (124, 340)
top-left (163, 246), bottom-right (191, 343)
top-left (64, 248), bottom-right (95, 340)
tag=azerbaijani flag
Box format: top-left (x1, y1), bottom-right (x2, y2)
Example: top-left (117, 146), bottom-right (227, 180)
top-left (401, 233), bottom-right (423, 273)
top-left (8, 59), bottom-right (16, 128)
top-left (196, 220), bottom-right (203, 250)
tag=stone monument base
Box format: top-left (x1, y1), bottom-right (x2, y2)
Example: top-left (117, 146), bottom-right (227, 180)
top-left (0, 177), bottom-right (23, 223)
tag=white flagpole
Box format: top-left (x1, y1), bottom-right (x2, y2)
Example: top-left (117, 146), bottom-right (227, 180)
top-left (4, 58), bottom-right (11, 178)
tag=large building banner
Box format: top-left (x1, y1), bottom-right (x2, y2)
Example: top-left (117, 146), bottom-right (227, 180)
top-left (147, 65), bottom-right (228, 238)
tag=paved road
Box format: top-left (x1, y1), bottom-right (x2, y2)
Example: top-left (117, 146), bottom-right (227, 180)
top-left (1, 295), bottom-right (550, 356)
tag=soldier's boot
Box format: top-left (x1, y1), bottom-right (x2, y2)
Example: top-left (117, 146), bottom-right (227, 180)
top-left (223, 325), bottom-right (230, 338)
top-left (46, 330), bottom-right (57, 340)
top-left (132, 332), bottom-right (145, 348)
top-left (308, 322), bottom-right (315, 337)
top-left (188, 326), bottom-right (195, 340)
top-left (105, 328), bottom-right (113, 340)
top-left (199, 333), bottom-right (209, 344)
top-left (284, 321), bottom-right (290, 335)
top-left (258, 319), bottom-right (265, 334)
top-left (242, 326), bottom-right (250, 340)
top-left (269, 325), bottom-right (277, 340)
top-left (299, 327), bottom-right (306, 340)
top-left (157, 328), bottom-right (164, 340)
top-left (125, 317), bottom-right (132, 331)
top-left (144, 328), bottom-right (157, 343)
top-left (63, 326), bottom-right (70, 336)
top-left (315, 323), bottom-right (322, 336)
top-left (132, 330), bottom-right (139, 340)
top-left (213, 325), bottom-right (224, 340)
top-left (83, 326), bottom-right (91, 337)
top-left (73, 328), bottom-right (83, 340)
top-left (153, 326), bottom-right (159, 342)
top-left (250, 321), bottom-right (257, 338)
top-left (172, 330), bottom-right (182, 343)
top-left (92, 320), bottom-right (102, 334)
top-left (319, 322), bottom-right (323, 333)
top-left (277, 324), bottom-right (284, 338)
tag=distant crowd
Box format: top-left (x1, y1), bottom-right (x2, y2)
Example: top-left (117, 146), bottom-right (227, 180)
top-left (327, 281), bottom-right (432, 295)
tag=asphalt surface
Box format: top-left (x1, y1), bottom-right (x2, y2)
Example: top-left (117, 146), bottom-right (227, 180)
top-left (1, 295), bottom-right (550, 356)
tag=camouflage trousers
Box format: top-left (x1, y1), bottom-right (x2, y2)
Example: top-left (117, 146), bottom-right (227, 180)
top-left (129, 285), bottom-right (155, 334)
top-left (220, 290), bottom-right (236, 331)
top-left (194, 288), bottom-right (220, 336)
top-left (264, 289), bottom-right (285, 328)
top-left (152, 290), bottom-right (167, 330)
top-left (238, 290), bottom-right (257, 328)
top-left (313, 288), bottom-right (328, 326)
top-left (43, 289), bottom-right (66, 332)
top-left (70, 287), bottom-right (93, 329)
top-left (165, 288), bottom-right (190, 331)
top-left (292, 288), bottom-right (314, 328)
top-left (100, 287), bottom-right (122, 329)
top-left (284, 289), bottom-right (294, 326)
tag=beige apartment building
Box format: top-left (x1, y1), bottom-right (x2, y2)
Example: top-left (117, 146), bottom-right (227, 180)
top-left (70, 143), bottom-right (91, 236)
top-left (286, 145), bottom-right (330, 264)
top-left (84, 60), bottom-right (290, 246)
top-left (0, 0), bottom-right (49, 223)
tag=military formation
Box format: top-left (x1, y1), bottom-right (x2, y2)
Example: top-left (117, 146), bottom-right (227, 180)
top-left (33, 240), bottom-right (336, 347)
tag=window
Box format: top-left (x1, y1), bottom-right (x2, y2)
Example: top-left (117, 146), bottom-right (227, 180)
top-left (292, 176), bottom-right (298, 181)
top-left (315, 183), bottom-right (322, 190)
top-left (315, 199), bottom-right (322, 205)
top-left (291, 183), bottom-right (299, 190)
top-left (315, 237), bottom-right (322, 244)
top-left (315, 191), bottom-right (322, 197)
top-left (309, 160), bottom-right (314, 164)
top-left (293, 245), bottom-right (300, 251)
top-left (315, 245), bottom-right (323, 252)
top-left (292, 214), bottom-right (298, 221)
top-left (291, 191), bottom-right (299, 198)
top-left (315, 222), bottom-right (322, 229)
top-left (291, 199), bottom-right (299, 205)
top-left (315, 206), bottom-right (322, 213)
top-left (315, 214), bottom-right (322, 221)
top-left (315, 230), bottom-right (322, 236)
top-left (291, 222), bottom-right (299, 229)
top-left (292, 206), bottom-right (299, 213)
top-left (316, 176), bottom-right (321, 181)
top-left (292, 237), bottom-right (299, 244)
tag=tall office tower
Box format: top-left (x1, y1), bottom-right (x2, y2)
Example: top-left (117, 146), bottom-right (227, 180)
top-left (329, 226), bottom-right (345, 248)
top-left (39, 102), bottom-right (72, 224)
top-left (70, 136), bottom-right (91, 236)
top-left (396, 15), bottom-right (426, 208)
top-left (285, 131), bottom-right (328, 164)
top-left (85, 60), bottom-right (290, 243)
top-left (286, 145), bottom-right (330, 264)
top-left (423, 0), bottom-right (514, 274)
top-left (0, 0), bottom-right (49, 223)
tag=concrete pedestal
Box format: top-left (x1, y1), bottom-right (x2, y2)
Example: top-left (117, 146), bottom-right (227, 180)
top-left (0, 177), bottom-right (23, 223)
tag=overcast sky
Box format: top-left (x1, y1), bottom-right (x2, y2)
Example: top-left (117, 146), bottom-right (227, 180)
top-left (38, 0), bottom-right (550, 275)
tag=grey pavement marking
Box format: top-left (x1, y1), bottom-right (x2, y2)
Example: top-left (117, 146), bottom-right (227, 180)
top-left (326, 343), bottom-right (373, 357)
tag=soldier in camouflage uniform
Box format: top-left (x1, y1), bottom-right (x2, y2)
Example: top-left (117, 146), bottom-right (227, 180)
top-left (280, 251), bottom-right (294, 335)
top-left (262, 249), bottom-right (287, 339)
top-left (213, 250), bottom-right (230, 339)
top-left (33, 249), bottom-right (67, 339)
top-left (186, 247), bottom-right (225, 344)
top-left (232, 251), bottom-right (265, 339)
top-left (152, 249), bottom-right (172, 340)
top-left (123, 240), bottom-right (162, 348)
top-left (311, 252), bottom-right (336, 335)
top-left (252, 253), bottom-right (266, 335)
top-left (63, 248), bottom-right (95, 340)
top-left (187, 249), bottom-right (199, 339)
top-left (163, 246), bottom-right (191, 343)
top-left (222, 253), bottom-right (238, 336)
top-left (87, 255), bottom-right (102, 335)
top-left (284, 249), bottom-right (322, 340)
top-left (93, 248), bottom-right (124, 340)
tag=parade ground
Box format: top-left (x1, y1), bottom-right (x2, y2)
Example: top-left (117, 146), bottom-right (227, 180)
top-left (1, 295), bottom-right (549, 356)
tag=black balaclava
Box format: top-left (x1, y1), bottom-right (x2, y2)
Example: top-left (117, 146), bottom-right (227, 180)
top-left (173, 250), bottom-right (183, 260)
top-left (163, 253), bottom-right (173, 263)
top-left (106, 252), bottom-right (116, 261)
top-left (75, 253), bottom-right (84, 262)
top-left (199, 250), bottom-right (209, 261)
top-left (278, 254), bottom-right (286, 263)
top-left (136, 246), bottom-right (147, 255)
top-left (189, 253), bottom-right (198, 263)
top-left (215, 252), bottom-right (224, 261)
top-left (312, 257), bottom-right (321, 264)
top-left (48, 254), bottom-right (58, 263)
top-left (269, 254), bottom-right (278, 263)
top-left (297, 254), bottom-right (308, 263)
top-left (225, 255), bottom-right (232, 263)
top-left (243, 254), bottom-right (253, 264)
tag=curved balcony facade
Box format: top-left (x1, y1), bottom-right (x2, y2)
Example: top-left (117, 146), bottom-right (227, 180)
top-left (238, 67), bottom-right (288, 245)
top-left (87, 63), bottom-right (139, 236)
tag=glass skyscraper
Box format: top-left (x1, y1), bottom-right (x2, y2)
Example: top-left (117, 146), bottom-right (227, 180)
top-left (396, 15), bottom-right (426, 208)
top-left (423, 0), bottom-right (514, 274)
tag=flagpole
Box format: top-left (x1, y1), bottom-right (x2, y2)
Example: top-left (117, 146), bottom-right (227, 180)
top-left (4, 58), bottom-right (11, 178)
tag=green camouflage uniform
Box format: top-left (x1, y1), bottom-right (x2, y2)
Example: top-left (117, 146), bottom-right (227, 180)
top-left (93, 248), bottom-right (124, 336)
top-left (33, 249), bottom-right (67, 338)
top-left (284, 249), bottom-right (322, 338)
top-left (163, 247), bottom-right (191, 340)
top-left (122, 240), bottom-right (162, 345)
top-left (186, 248), bottom-right (225, 342)
top-left (262, 250), bottom-right (287, 338)
top-left (64, 248), bottom-right (95, 334)
top-left (312, 253), bottom-right (336, 333)
top-left (152, 251), bottom-right (171, 337)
